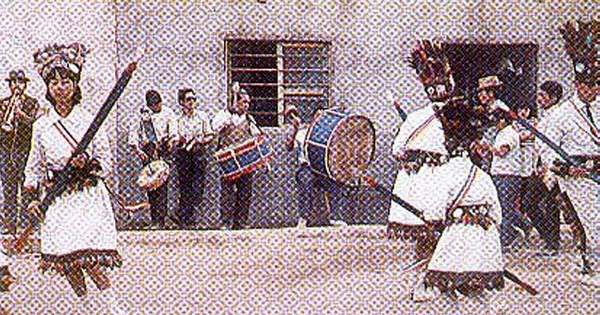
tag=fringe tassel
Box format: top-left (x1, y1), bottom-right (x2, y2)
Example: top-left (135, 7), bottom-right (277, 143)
top-left (39, 249), bottom-right (122, 276)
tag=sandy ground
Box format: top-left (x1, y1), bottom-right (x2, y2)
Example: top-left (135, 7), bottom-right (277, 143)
top-left (1, 225), bottom-right (598, 315)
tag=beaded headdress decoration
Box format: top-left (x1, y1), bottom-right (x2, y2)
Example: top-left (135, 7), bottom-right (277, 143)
top-left (408, 39), bottom-right (455, 102)
top-left (560, 20), bottom-right (598, 86)
top-left (33, 43), bottom-right (89, 82)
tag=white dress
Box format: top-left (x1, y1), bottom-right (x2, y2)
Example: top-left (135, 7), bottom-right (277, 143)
top-left (388, 103), bottom-right (448, 239)
top-left (424, 156), bottom-right (505, 294)
top-left (24, 106), bottom-right (121, 274)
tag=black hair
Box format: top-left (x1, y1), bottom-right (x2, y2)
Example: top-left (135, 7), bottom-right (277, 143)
top-left (146, 90), bottom-right (162, 107)
top-left (539, 81), bottom-right (563, 102)
top-left (44, 67), bottom-right (82, 107)
top-left (178, 88), bottom-right (195, 104)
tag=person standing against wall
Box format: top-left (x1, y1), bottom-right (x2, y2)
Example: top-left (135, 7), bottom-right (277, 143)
top-left (128, 90), bottom-right (176, 230)
top-left (212, 85), bottom-right (261, 230)
top-left (0, 70), bottom-right (39, 235)
top-left (172, 88), bottom-right (214, 229)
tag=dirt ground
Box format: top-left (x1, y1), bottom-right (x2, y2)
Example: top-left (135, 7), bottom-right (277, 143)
top-left (1, 225), bottom-right (598, 315)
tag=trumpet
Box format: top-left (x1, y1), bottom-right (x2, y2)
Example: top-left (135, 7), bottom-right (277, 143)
top-left (1, 91), bottom-right (22, 133)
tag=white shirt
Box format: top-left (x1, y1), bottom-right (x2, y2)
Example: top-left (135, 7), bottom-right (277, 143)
top-left (391, 102), bottom-right (447, 157)
top-left (490, 124), bottom-right (521, 176)
top-left (127, 106), bottom-right (176, 149)
top-left (24, 106), bottom-right (113, 188)
top-left (174, 108), bottom-right (213, 142)
top-left (293, 127), bottom-right (309, 165)
top-left (539, 95), bottom-right (600, 167)
top-left (211, 109), bottom-right (261, 136)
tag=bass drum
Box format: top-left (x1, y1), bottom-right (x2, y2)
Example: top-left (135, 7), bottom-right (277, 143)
top-left (304, 107), bottom-right (376, 185)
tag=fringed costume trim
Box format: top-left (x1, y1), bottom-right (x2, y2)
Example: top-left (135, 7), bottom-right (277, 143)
top-left (39, 249), bottom-right (122, 276)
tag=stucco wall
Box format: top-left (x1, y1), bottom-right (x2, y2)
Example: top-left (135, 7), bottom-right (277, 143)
top-left (1, 0), bottom-right (596, 228)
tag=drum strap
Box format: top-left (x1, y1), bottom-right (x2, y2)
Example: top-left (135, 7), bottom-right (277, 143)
top-left (141, 117), bottom-right (158, 144)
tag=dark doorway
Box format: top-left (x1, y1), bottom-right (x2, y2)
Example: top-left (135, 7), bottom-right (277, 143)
top-left (445, 43), bottom-right (538, 114)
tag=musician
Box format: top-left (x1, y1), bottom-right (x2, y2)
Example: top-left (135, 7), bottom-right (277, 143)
top-left (24, 43), bottom-right (123, 307)
top-left (285, 106), bottom-right (345, 227)
top-left (488, 104), bottom-right (530, 250)
top-left (173, 88), bottom-right (214, 229)
top-left (416, 98), bottom-right (505, 301)
top-left (526, 81), bottom-right (564, 256)
top-left (0, 70), bottom-right (39, 235)
top-left (539, 20), bottom-right (599, 287)
top-left (471, 75), bottom-right (511, 174)
top-left (128, 89), bottom-right (175, 230)
top-left (212, 85), bottom-right (261, 230)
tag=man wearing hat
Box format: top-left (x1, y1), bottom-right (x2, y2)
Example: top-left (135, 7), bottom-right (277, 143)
top-left (539, 20), bottom-right (599, 287)
top-left (0, 70), bottom-right (39, 235)
top-left (471, 75), bottom-right (512, 173)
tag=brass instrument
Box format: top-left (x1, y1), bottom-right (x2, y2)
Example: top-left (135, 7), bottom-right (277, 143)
top-left (1, 91), bottom-right (21, 133)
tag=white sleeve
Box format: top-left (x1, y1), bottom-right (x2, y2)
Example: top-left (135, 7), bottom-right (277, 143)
top-left (211, 110), bottom-right (230, 134)
top-left (248, 115), bottom-right (262, 136)
top-left (538, 109), bottom-right (564, 167)
top-left (91, 126), bottom-right (113, 178)
top-left (127, 118), bottom-right (140, 148)
top-left (391, 116), bottom-right (413, 156)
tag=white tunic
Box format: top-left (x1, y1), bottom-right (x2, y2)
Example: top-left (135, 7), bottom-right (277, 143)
top-left (389, 103), bottom-right (447, 226)
top-left (538, 95), bottom-right (600, 257)
top-left (24, 106), bottom-right (117, 256)
top-left (427, 157), bottom-right (504, 274)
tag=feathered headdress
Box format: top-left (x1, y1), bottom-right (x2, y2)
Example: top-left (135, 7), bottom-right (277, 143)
top-left (33, 43), bottom-right (89, 82)
top-left (407, 39), bottom-right (455, 102)
top-left (559, 20), bottom-right (598, 85)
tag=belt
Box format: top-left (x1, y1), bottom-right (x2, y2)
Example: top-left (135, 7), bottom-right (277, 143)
top-left (447, 204), bottom-right (494, 229)
top-left (399, 150), bottom-right (448, 173)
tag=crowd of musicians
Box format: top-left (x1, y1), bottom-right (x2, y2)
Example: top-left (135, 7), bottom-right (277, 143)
top-left (0, 18), bottom-right (596, 311)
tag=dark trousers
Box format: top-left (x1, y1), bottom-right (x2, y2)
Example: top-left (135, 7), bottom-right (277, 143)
top-left (221, 173), bottom-right (253, 230)
top-left (0, 149), bottom-right (31, 233)
top-left (493, 175), bottom-right (525, 247)
top-left (148, 180), bottom-right (168, 226)
top-left (521, 175), bottom-right (560, 250)
top-left (295, 164), bottom-right (315, 223)
top-left (312, 172), bottom-right (348, 226)
top-left (174, 149), bottom-right (207, 226)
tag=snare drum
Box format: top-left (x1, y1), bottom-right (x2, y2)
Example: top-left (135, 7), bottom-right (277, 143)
top-left (304, 108), bottom-right (376, 184)
top-left (215, 134), bottom-right (273, 181)
top-left (137, 159), bottom-right (170, 191)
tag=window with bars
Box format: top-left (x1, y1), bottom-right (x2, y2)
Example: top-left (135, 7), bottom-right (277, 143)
top-left (226, 40), bottom-right (332, 127)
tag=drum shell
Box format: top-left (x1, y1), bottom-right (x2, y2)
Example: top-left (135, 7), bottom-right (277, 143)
top-left (215, 135), bottom-right (273, 181)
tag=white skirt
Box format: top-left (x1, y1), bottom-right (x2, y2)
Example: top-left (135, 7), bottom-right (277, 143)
top-left (41, 180), bottom-right (117, 256)
top-left (428, 223), bottom-right (504, 273)
top-left (389, 165), bottom-right (446, 226)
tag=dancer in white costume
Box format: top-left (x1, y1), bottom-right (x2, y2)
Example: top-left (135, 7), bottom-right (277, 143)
top-left (539, 20), bottom-right (599, 287)
top-left (24, 43), bottom-right (122, 300)
top-left (388, 40), bottom-right (455, 262)
top-left (412, 97), bottom-right (505, 301)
